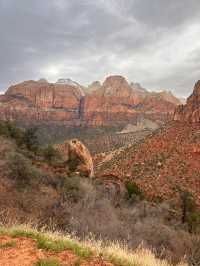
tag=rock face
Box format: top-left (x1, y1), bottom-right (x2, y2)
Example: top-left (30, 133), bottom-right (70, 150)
top-left (56, 139), bottom-right (94, 177)
top-left (84, 76), bottom-right (179, 126)
top-left (0, 75), bottom-right (180, 126)
top-left (0, 80), bottom-right (84, 124)
top-left (156, 90), bottom-right (181, 106)
top-left (174, 80), bottom-right (200, 123)
top-left (83, 76), bottom-right (140, 126)
top-left (85, 81), bottom-right (101, 94)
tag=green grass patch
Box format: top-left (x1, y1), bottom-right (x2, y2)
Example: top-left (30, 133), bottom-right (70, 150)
top-left (0, 240), bottom-right (16, 249)
top-left (9, 228), bottom-right (39, 239)
top-left (37, 235), bottom-right (92, 259)
top-left (0, 226), bottom-right (92, 259)
top-left (35, 258), bottom-right (61, 266)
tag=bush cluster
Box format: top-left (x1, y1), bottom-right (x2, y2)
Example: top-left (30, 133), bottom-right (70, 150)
top-left (180, 190), bottom-right (200, 234)
top-left (125, 180), bottom-right (144, 200)
top-left (7, 152), bottom-right (41, 186)
top-left (0, 120), bottom-right (39, 152)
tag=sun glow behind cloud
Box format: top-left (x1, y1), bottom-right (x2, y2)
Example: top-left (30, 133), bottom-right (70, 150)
top-left (40, 65), bottom-right (62, 81)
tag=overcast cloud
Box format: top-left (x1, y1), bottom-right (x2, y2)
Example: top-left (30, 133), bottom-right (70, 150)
top-left (0, 0), bottom-right (200, 97)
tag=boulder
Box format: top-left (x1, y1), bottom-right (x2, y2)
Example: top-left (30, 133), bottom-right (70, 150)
top-left (56, 139), bottom-right (94, 177)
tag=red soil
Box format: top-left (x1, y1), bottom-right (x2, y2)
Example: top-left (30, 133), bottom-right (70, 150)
top-left (99, 122), bottom-right (200, 206)
top-left (0, 236), bottom-right (113, 266)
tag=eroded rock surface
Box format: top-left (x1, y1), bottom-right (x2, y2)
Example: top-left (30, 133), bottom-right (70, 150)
top-left (56, 139), bottom-right (94, 177)
top-left (174, 80), bottom-right (200, 123)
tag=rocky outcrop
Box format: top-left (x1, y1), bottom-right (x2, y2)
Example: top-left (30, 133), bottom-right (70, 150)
top-left (174, 80), bottom-right (200, 123)
top-left (0, 75), bottom-right (180, 126)
top-left (56, 139), bottom-right (94, 177)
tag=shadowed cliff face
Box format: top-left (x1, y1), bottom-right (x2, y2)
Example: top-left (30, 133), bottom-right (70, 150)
top-left (0, 76), bottom-right (180, 126)
top-left (174, 81), bottom-right (200, 123)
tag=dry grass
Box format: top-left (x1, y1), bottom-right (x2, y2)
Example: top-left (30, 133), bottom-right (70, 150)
top-left (0, 224), bottom-right (188, 266)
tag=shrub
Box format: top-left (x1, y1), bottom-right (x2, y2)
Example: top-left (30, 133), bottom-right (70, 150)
top-left (187, 211), bottom-right (200, 234)
top-left (68, 156), bottom-right (82, 173)
top-left (0, 121), bottom-right (23, 145)
top-left (62, 176), bottom-right (83, 202)
top-left (179, 189), bottom-right (200, 233)
top-left (125, 180), bottom-right (144, 199)
top-left (22, 127), bottom-right (39, 152)
top-left (0, 121), bottom-right (10, 137)
top-left (180, 190), bottom-right (195, 224)
top-left (43, 145), bottom-right (61, 164)
top-left (7, 152), bottom-right (41, 186)
top-left (0, 121), bottom-right (40, 151)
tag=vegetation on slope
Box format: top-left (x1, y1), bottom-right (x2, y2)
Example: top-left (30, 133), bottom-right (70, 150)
top-left (99, 122), bottom-right (200, 207)
top-left (0, 225), bottom-right (187, 266)
top-left (0, 120), bottom-right (199, 265)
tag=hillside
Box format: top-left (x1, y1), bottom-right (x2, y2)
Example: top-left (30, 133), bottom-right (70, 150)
top-left (97, 81), bottom-right (200, 206)
top-left (98, 122), bottom-right (200, 205)
top-left (0, 121), bottom-right (198, 265)
top-left (0, 226), bottom-right (188, 266)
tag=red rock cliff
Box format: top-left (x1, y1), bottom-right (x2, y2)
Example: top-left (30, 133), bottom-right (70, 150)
top-left (1, 80), bottom-right (83, 124)
top-left (0, 76), bottom-right (179, 126)
top-left (84, 75), bottom-right (177, 126)
top-left (174, 80), bottom-right (200, 123)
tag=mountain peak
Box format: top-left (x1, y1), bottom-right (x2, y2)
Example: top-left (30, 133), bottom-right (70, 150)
top-left (101, 75), bottom-right (132, 97)
top-left (103, 75), bottom-right (128, 87)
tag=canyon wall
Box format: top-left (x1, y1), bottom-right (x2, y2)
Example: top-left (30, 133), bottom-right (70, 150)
top-left (174, 80), bottom-right (200, 123)
top-left (0, 76), bottom-right (180, 126)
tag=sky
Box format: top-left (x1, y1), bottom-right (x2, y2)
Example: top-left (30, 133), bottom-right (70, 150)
top-left (0, 0), bottom-right (200, 97)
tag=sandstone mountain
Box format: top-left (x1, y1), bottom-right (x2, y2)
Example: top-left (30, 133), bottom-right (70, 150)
top-left (0, 80), bottom-right (84, 124)
top-left (0, 75), bottom-right (181, 126)
top-left (174, 80), bottom-right (200, 123)
top-left (84, 75), bottom-right (180, 126)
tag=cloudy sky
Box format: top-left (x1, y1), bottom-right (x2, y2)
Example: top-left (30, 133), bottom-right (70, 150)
top-left (0, 0), bottom-right (200, 97)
